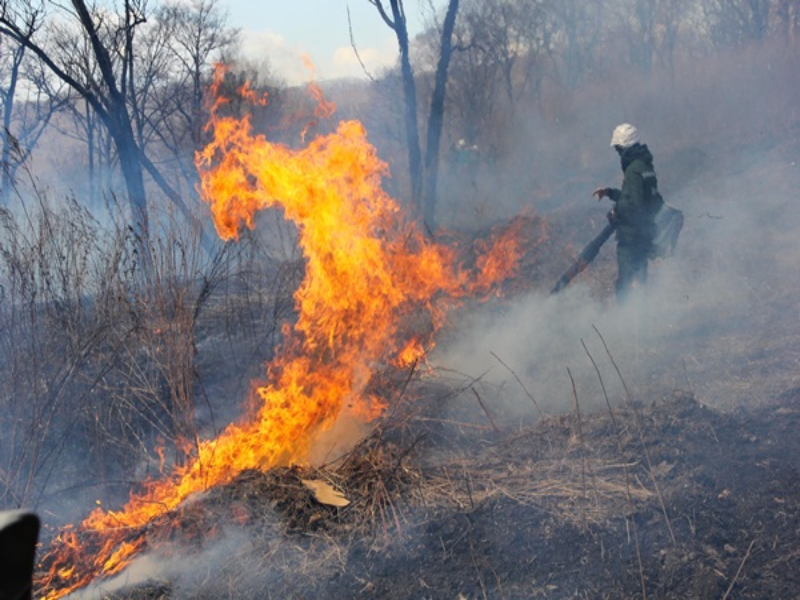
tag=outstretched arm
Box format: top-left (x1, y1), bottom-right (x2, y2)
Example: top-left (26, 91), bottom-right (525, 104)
top-left (592, 187), bottom-right (621, 201)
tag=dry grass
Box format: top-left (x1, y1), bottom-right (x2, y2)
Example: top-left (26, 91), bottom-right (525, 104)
top-left (75, 383), bottom-right (682, 599)
top-left (424, 455), bottom-right (651, 527)
top-left (0, 192), bottom-right (302, 513)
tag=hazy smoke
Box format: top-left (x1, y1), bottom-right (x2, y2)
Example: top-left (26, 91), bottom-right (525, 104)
top-left (70, 525), bottom-right (303, 600)
top-left (432, 118), bottom-right (800, 419)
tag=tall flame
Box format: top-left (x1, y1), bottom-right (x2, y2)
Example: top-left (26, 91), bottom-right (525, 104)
top-left (35, 66), bottom-right (525, 598)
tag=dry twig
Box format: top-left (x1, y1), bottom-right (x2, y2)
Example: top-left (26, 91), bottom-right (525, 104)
top-left (582, 338), bottom-right (647, 600)
top-left (722, 539), bottom-right (756, 600)
top-left (490, 350), bottom-right (546, 418)
top-left (471, 387), bottom-right (501, 435)
top-left (592, 324), bottom-right (677, 547)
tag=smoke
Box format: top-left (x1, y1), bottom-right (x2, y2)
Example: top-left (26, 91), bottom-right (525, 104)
top-left (68, 524), bottom-right (309, 600)
top-left (432, 118), bottom-right (800, 419)
top-left (70, 551), bottom-right (175, 599)
top-left (69, 531), bottom-right (233, 599)
top-left (432, 284), bottom-right (673, 421)
top-left (15, 26), bottom-right (799, 599)
top-left (414, 35), bottom-right (800, 423)
top-left (308, 403), bottom-right (373, 466)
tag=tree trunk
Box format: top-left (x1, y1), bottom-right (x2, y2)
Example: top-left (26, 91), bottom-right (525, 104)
top-left (391, 2), bottom-right (423, 216)
top-left (106, 102), bottom-right (151, 274)
top-left (86, 99), bottom-right (96, 209)
top-left (422, 0), bottom-right (459, 232)
top-left (1, 46), bottom-right (23, 206)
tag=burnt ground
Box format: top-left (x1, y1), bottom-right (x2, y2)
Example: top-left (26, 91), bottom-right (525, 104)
top-left (331, 394), bottom-right (800, 600)
top-left (93, 389), bottom-right (800, 600)
top-left (53, 131), bottom-right (800, 599)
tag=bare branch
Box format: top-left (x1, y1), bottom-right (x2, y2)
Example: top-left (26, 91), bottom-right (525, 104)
top-left (0, 24), bottom-right (104, 117)
top-left (347, 6), bottom-right (376, 82)
top-left (366, 0), bottom-right (396, 31)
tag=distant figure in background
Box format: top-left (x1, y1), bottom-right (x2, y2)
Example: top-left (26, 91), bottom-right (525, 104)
top-left (592, 123), bottom-right (664, 301)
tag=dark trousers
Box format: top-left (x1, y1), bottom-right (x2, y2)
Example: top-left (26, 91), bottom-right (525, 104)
top-left (615, 242), bottom-right (649, 301)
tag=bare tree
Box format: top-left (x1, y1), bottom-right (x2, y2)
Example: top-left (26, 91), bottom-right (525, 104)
top-left (0, 1), bottom-right (67, 204)
top-left (0, 0), bottom-right (217, 264)
top-left (656, 0), bottom-right (692, 74)
top-left (45, 23), bottom-right (121, 212)
top-left (164, 0), bottom-right (237, 150)
top-left (548, 0), bottom-right (605, 89)
top-left (773, 0), bottom-right (800, 39)
top-left (607, 0), bottom-right (694, 75)
top-left (135, 0), bottom-right (237, 195)
top-left (367, 0), bottom-right (460, 231)
top-left (0, 2), bottom-right (38, 204)
top-left (0, 0), bottom-right (152, 255)
top-left (367, 0), bottom-right (425, 214)
top-left (618, 0), bottom-right (658, 73)
top-left (422, 0), bottom-right (459, 229)
top-left (701, 0), bottom-right (773, 47)
top-left (459, 0), bottom-right (549, 106)
top-left (445, 23), bottom-right (500, 146)
top-left (445, 0), bottom-right (551, 145)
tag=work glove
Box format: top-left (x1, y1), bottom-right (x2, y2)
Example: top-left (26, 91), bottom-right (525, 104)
top-left (592, 187), bottom-right (611, 201)
top-left (606, 209), bottom-right (619, 225)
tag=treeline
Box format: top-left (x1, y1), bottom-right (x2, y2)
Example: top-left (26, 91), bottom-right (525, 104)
top-left (361, 0), bottom-right (799, 225)
top-left (0, 0), bottom-right (798, 230)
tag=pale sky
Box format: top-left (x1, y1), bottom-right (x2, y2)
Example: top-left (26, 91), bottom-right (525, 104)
top-left (226, 1), bottom-right (427, 83)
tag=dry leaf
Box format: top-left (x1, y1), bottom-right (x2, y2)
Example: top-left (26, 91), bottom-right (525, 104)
top-left (301, 479), bottom-right (351, 507)
top-left (652, 461), bottom-right (674, 477)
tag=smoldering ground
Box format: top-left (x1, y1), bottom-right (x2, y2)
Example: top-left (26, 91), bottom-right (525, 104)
top-left (69, 527), bottom-right (297, 600)
top-left (79, 128), bottom-right (800, 597)
top-left (58, 169), bottom-right (797, 600)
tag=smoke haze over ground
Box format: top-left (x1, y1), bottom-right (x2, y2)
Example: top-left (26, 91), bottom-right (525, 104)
top-left (434, 128), bottom-right (800, 421)
top-left (132, 113), bottom-right (800, 599)
top-left (427, 37), bottom-right (800, 426)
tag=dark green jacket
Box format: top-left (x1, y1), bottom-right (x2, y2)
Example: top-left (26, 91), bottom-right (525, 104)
top-left (607, 143), bottom-right (664, 245)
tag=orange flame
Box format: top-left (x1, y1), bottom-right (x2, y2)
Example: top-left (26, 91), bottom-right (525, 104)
top-left (302, 55), bottom-right (336, 119)
top-left (35, 65), bottom-right (526, 598)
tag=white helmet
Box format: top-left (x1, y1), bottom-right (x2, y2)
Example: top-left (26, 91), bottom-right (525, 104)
top-left (610, 123), bottom-right (640, 148)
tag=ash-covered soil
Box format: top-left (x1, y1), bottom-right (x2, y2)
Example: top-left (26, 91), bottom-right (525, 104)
top-left (328, 394), bottom-right (800, 600)
top-left (92, 390), bottom-right (800, 600)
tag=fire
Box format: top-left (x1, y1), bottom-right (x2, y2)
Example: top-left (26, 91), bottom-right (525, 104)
top-left (396, 338), bottom-right (427, 368)
top-left (35, 66), bottom-right (527, 598)
top-left (102, 540), bottom-right (145, 575)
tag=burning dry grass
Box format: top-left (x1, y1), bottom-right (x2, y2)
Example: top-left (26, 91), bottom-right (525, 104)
top-left (54, 382), bottom-right (673, 599)
top-left (37, 379), bottom-right (800, 599)
top-left (31, 46), bottom-right (800, 599)
top-left (33, 69), bottom-right (544, 598)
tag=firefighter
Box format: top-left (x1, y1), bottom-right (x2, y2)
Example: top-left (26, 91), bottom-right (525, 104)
top-left (592, 123), bottom-right (664, 301)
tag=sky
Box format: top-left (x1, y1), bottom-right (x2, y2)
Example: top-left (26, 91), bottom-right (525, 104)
top-left (226, 1), bottom-right (427, 84)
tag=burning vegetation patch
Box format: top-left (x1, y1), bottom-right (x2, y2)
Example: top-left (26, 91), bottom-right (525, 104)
top-left (34, 70), bottom-right (534, 598)
top-left (40, 390), bottom-right (800, 599)
top-left (30, 47), bottom-right (800, 600)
